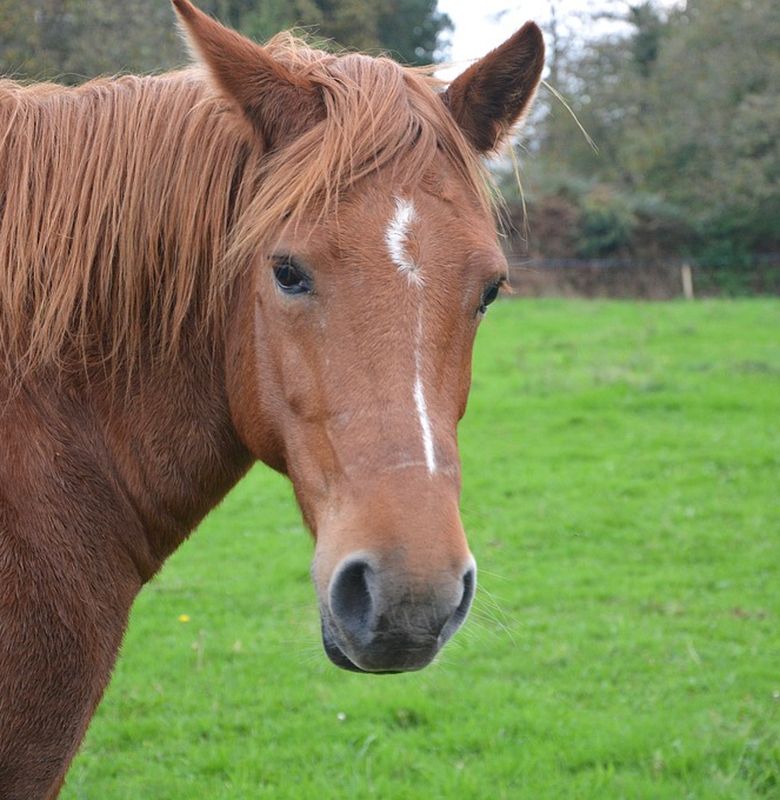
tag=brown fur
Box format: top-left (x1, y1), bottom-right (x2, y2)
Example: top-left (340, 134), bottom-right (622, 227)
top-left (0, 2), bottom-right (543, 796)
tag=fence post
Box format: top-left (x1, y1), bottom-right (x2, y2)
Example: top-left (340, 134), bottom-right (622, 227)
top-left (681, 263), bottom-right (695, 300)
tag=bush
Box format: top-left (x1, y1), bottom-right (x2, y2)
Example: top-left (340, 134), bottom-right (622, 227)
top-left (578, 185), bottom-right (636, 257)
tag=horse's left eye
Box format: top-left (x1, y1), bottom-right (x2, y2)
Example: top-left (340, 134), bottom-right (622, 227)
top-left (273, 258), bottom-right (311, 295)
top-left (478, 281), bottom-right (502, 315)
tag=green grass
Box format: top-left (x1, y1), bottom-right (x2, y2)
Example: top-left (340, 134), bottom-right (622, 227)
top-left (63, 299), bottom-right (780, 799)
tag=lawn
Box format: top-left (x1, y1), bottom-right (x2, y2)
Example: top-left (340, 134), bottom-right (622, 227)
top-left (63, 299), bottom-right (780, 799)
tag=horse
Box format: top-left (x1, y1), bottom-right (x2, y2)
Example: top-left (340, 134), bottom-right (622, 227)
top-left (0, 1), bottom-right (544, 796)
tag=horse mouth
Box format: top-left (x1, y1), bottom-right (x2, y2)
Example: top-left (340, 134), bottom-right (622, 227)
top-left (320, 620), bottom-right (436, 675)
top-left (321, 623), bottom-right (410, 675)
top-left (322, 632), bottom-right (371, 673)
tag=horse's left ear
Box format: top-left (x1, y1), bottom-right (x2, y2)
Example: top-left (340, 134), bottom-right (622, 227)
top-left (443, 22), bottom-right (545, 154)
top-left (172, 0), bottom-right (323, 147)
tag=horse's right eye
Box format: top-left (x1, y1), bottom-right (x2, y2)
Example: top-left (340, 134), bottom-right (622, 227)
top-left (273, 258), bottom-right (312, 295)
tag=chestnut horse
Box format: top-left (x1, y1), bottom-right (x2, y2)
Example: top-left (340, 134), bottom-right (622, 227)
top-left (0, 1), bottom-right (544, 796)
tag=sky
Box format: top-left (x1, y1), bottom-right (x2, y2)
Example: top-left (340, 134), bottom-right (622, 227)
top-left (437, 0), bottom-right (680, 76)
top-left (439, 0), bottom-right (564, 64)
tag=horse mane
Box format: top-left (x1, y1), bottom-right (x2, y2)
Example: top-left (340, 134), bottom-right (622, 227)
top-left (0, 33), bottom-right (491, 382)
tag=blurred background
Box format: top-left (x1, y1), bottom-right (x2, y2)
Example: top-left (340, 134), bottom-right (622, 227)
top-left (1, 0), bottom-right (778, 296)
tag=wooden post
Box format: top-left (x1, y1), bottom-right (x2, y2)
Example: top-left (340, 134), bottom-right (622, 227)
top-left (681, 263), bottom-right (694, 300)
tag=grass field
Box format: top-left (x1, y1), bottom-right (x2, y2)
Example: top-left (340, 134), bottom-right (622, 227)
top-left (63, 299), bottom-right (779, 799)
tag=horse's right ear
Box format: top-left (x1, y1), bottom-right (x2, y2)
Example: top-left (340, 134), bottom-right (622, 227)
top-left (172, 0), bottom-right (323, 148)
top-left (443, 22), bottom-right (545, 154)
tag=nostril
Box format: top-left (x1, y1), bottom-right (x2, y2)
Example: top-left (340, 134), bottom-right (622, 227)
top-left (329, 559), bottom-right (374, 635)
top-left (455, 565), bottom-right (476, 622)
top-left (439, 563), bottom-right (476, 643)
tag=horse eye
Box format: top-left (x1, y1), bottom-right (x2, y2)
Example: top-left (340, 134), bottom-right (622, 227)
top-left (273, 258), bottom-right (311, 295)
top-left (478, 281), bottom-right (501, 315)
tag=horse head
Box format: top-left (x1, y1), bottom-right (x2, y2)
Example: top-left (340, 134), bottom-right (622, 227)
top-left (174, 0), bottom-right (544, 673)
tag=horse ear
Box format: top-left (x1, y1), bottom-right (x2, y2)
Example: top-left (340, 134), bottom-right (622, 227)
top-left (171, 0), bottom-right (323, 147)
top-left (443, 22), bottom-right (545, 154)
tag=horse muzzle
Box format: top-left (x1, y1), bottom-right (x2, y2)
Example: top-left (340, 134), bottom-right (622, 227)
top-left (318, 554), bottom-right (476, 673)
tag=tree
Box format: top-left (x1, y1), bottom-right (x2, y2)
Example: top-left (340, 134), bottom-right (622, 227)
top-left (645, 0), bottom-right (780, 259)
top-left (0, 0), bottom-right (182, 82)
top-left (378, 0), bottom-right (452, 64)
top-left (232, 0), bottom-right (452, 64)
top-left (509, 0), bottom-right (780, 261)
top-left (0, 0), bottom-right (452, 82)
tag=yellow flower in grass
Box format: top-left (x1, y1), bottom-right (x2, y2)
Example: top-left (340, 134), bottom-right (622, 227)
top-left (178, 614), bottom-right (191, 623)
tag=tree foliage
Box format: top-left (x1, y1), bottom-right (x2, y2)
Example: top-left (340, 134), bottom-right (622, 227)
top-left (0, 0), bottom-right (182, 80)
top-left (0, 0), bottom-right (451, 82)
top-left (206, 0), bottom-right (451, 63)
top-left (515, 0), bottom-right (780, 263)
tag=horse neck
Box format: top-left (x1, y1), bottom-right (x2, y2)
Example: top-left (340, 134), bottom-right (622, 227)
top-left (91, 338), bottom-right (253, 577)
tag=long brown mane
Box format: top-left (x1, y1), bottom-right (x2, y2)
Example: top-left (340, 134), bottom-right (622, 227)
top-left (0, 34), bottom-right (490, 382)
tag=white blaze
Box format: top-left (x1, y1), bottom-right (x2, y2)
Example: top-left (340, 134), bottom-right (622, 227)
top-left (385, 197), bottom-right (437, 475)
top-left (385, 197), bottom-right (423, 286)
top-left (414, 344), bottom-right (437, 475)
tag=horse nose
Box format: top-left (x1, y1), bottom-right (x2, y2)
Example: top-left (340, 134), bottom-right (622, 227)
top-left (329, 558), bottom-right (375, 641)
top-left (440, 562), bottom-right (476, 641)
top-left (326, 556), bottom-right (476, 671)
